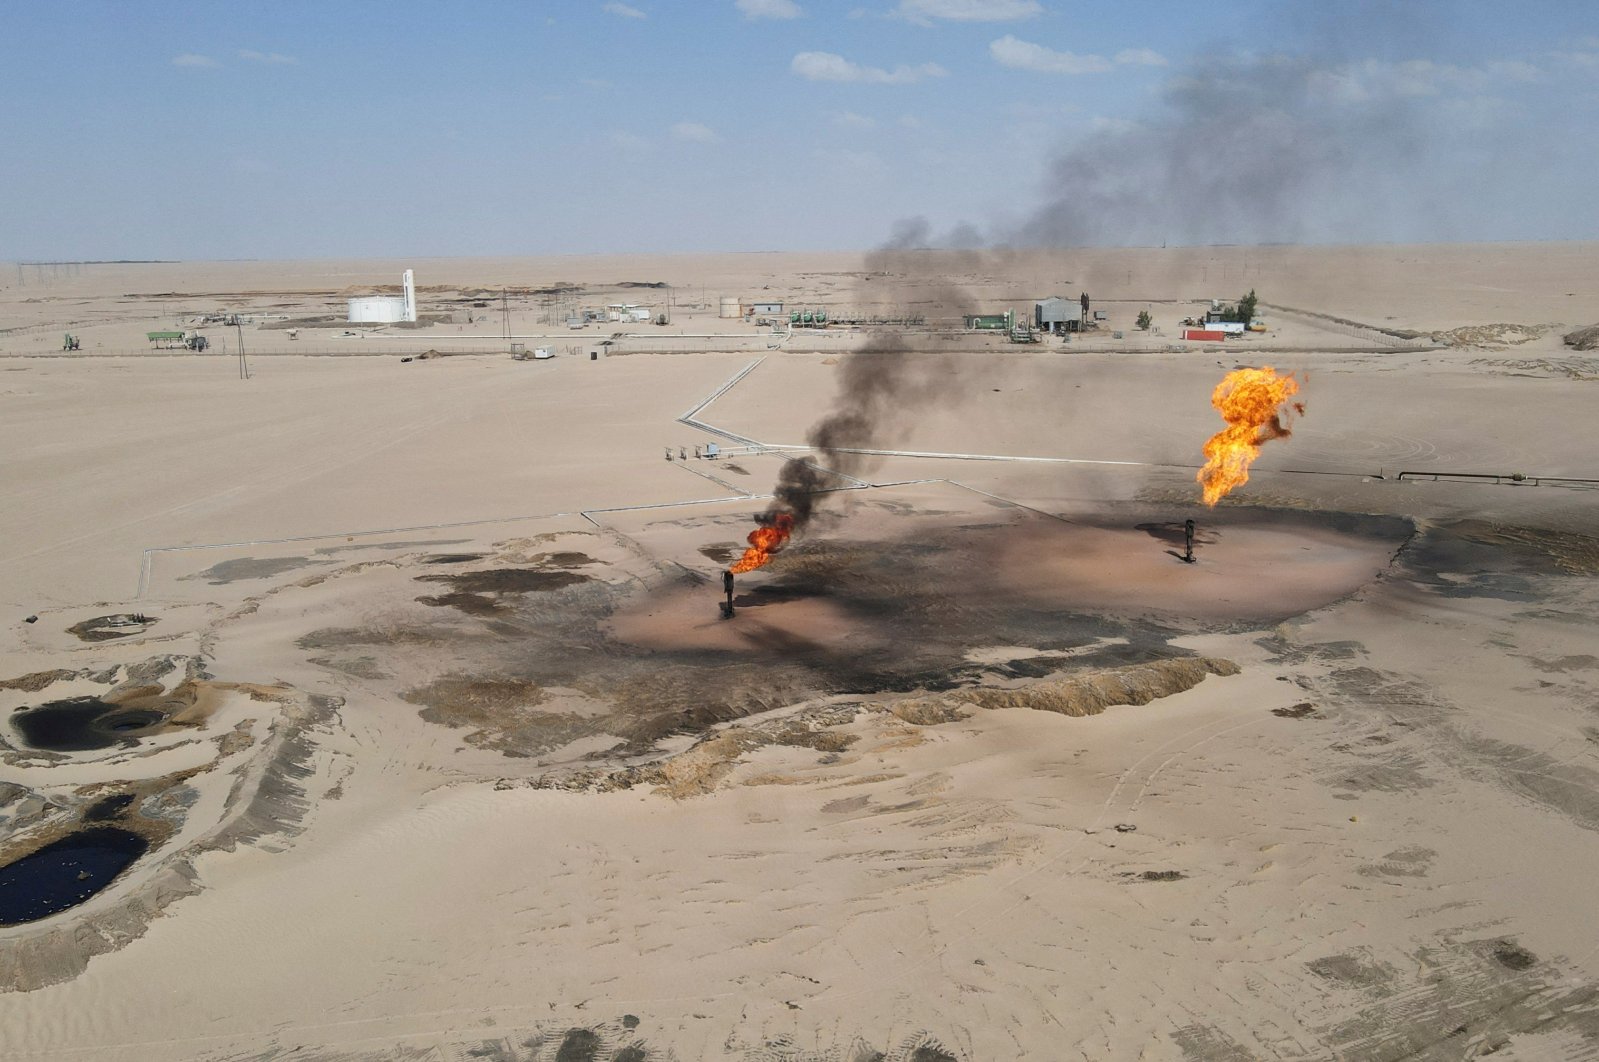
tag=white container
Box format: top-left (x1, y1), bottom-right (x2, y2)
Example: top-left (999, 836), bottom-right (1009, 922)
top-left (347, 296), bottom-right (407, 323)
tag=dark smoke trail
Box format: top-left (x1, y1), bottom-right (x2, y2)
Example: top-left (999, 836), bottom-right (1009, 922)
top-left (1009, 0), bottom-right (1519, 249)
top-left (765, 335), bottom-right (950, 531)
top-left (743, 13), bottom-right (1473, 555)
top-left (1015, 54), bottom-right (1434, 248)
top-left (746, 226), bottom-right (979, 548)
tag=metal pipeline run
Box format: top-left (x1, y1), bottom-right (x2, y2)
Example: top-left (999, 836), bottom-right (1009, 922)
top-left (1391, 471), bottom-right (1599, 489)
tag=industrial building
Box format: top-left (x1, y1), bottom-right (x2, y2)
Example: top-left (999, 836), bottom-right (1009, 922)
top-left (1035, 294), bottom-right (1088, 334)
top-left (348, 269), bottom-right (418, 324)
top-left (718, 297), bottom-right (785, 319)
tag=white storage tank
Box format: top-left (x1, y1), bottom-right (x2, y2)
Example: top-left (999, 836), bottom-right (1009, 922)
top-left (348, 270), bottom-right (418, 324)
top-left (347, 296), bottom-right (407, 323)
top-left (719, 296), bottom-right (742, 319)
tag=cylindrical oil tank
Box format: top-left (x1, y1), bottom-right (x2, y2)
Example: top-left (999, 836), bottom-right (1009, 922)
top-left (347, 296), bottom-right (407, 323)
top-left (719, 296), bottom-right (742, 319)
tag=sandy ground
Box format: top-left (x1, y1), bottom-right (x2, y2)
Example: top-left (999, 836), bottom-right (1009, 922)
top-left (1, 246), bottom-right (1598, 1060)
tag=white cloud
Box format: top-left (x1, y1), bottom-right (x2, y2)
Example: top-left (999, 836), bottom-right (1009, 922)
top-left (1090, 116), bottom-right (1138, 134)
top-left (1005, 98), bottom-right (1078, 121)
top-left (603, 2), bottom-right (646, 18)
top-left (812, 146), bottom-right (888, 177)
top-left (1309, 57), bottom-right (1544, 103)
top-left (736, 0), bottom-right (802, 18)
top-left (171, 53), bottom-right (219, 68)
top-left (1436, 93), bottom-right (1517, 131)
top-left (1308, 60), bottom-right (1434, 101)
top-left (834, 110), bottom-right (877, 129)
top-left (671, 121), bottom-right (721, 143)
top-left (1114, 47), bottom-right (1166, 67)
top-left (1553, 49), bottom-right (1599, 70)
top-left (898, 114), bottom-right (923, 128)
top-left (1484, 59), bottom-right (1540, 82)
top-left (791, 51), bottom-right (948, 84)
top-left (989, 36), bottom-right (1111, 74)
top-left (239, 49), bottom-right (298, 65)
top-left (609, 131), bottom-right (650, 151)
top-left (895, 0), bottom-right (1041, 23)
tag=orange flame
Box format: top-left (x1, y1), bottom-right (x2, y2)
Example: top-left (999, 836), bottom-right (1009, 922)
top-left (730, 512), bottom-right (796, 574)
top-left (1197, 366), bottom-right (1304, 506)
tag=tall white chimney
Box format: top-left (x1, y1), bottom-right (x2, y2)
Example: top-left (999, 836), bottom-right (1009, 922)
top-left (402, 269), bottom-right (416, 323)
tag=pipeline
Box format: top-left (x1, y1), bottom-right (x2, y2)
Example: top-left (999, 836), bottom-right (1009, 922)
top-left (1392, 471), bottom-right (1599, 489)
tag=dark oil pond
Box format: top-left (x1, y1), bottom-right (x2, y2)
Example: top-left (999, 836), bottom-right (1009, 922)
top-left (0, 827), bottom-right (149, 926)
top-left (9, 697), bottom-right (166, 751)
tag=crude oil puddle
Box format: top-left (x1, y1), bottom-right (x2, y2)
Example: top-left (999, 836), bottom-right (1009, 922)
top-left (416, 569), bottom-right (592, 594)
top-left (0, 827), bottom-right (149, 926)
top-left (184, 556), bottom-right (313, 585)
top-left (83, 794), bottom-right (136, 822)
top-left (10, 697), bottom-right (167, 752)
top-left (415, 568), bottom-right (593, 615)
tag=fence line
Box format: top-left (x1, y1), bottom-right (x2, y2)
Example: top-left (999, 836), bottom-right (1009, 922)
top-left (0, 347), bottom-right (521, 360)
top-left (1258, 302), bottom-right (1439, 350)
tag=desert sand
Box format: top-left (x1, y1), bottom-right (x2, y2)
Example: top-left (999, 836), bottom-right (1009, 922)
top-left (2, 244), bottom-right (1598, 1060)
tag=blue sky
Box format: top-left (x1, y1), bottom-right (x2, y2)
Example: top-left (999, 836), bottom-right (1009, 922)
top-left (3, 1), bottom-right (1597, 259)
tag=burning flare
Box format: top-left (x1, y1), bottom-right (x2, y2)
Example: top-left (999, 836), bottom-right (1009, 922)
top-left (1197, 366), bottom-right (1305, 506)
top-left (730, 511), bottom-right (795, 574)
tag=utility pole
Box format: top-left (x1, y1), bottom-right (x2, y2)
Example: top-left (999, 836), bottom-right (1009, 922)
top-left (236, 321), bottom-right (249, 379)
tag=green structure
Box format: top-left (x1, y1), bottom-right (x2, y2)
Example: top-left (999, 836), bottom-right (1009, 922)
top-left (964, 309), bottom-right (1014, 331)
top-left (146, 330), bottom-right (186, 349)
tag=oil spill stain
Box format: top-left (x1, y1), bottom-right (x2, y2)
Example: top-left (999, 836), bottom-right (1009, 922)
top-left (415, 568), bottom-right (593, 615)
top-left (66, 614), bottom-right (158, 642)
top-left (0, 826), bottom-right (149, 926)
top-left (554, 1028), bottom-right (600, 1062)
top-left (9, 697), bottom-right (167, 752)
top-left (184, 556), bottom-right (313, 585)
top-left (1491, 940), bottom-right (1537, 971)
top-left (417, 569), bottom-right (592, 594)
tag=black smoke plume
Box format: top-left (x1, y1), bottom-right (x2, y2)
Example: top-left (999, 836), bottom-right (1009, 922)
top-left (1016, 54), bottom-right (1434, 248)
top-left (754, 228), bottom-right (978, 540)
top-left (746, 12), bottom-right (1473, 545)
top-left (764, 337), bottom-right (951, 532)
